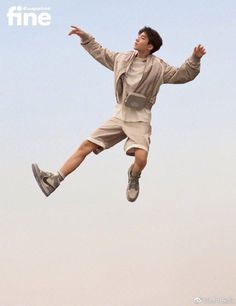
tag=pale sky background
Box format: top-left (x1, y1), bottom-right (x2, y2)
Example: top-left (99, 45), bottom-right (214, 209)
top-left (1, 0), bottom-right (236, 305)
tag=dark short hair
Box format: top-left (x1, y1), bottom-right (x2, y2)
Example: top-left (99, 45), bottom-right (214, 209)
top-left (138, 26), bottom-right (163, 54)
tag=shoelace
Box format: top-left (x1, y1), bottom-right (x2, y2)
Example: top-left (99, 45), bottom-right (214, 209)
top-left (129, 173), bottom-right (141, 190)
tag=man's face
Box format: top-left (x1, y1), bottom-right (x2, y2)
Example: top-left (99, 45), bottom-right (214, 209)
top-left (134, 32), bottom-right (153, 54)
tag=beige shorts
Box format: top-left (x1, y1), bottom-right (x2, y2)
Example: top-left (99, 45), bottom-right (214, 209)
top-left (87, 117), bottom-right (152, 156)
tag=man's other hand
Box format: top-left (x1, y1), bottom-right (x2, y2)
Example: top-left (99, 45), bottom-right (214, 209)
top-left (193, 44), bottom-right (206, 59)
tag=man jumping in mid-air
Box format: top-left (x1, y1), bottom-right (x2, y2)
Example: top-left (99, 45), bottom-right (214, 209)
top-left (32, 25), bottom-right (206, 202)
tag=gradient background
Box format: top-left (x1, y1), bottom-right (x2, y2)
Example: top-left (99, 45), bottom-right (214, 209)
top-left (1, 0), bottom-right (236, 305)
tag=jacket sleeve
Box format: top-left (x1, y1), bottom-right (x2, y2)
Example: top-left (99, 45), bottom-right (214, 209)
top-left (161, 54), bottom-right (201, 84)
top-left (80, 33), bottom-right (118, 71)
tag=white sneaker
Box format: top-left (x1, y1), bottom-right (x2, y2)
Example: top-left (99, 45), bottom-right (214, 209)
top-left (32, 163), bottom-right (60, 197)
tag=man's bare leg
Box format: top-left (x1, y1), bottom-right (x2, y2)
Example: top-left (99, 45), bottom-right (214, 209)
top-left (132, 148), bottom-right (148, 175)
top-left (32, 140), bottom-right (100, 196)
top-left (60, 140), bottom-right (100, 177)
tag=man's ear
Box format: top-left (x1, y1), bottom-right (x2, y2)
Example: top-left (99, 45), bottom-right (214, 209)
top-left (148, 44), bottom-right (153, 52)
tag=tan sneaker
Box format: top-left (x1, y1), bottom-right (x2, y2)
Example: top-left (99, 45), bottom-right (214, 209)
top-left (32, 163), bottom-right (60, 197)
top-left (126, 166), bottom-right (141, 202)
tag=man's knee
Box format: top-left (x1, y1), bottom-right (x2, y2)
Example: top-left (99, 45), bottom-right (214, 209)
top-left (137, 158), bottom-right (147, 169)
top-left (78, 140), bottom-right (99, 156)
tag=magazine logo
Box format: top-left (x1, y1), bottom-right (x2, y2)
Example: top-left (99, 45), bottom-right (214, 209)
top-left (7, 6), bottom-right (51, 26)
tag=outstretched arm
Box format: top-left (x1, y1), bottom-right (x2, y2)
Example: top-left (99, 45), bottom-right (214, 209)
top-left (162, 44), bottom-right (206, 84)
top-left (68, 25), bottom-right (118, 71)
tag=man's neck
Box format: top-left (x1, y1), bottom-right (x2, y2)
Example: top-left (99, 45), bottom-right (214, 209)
top-left (137, 50), bottom-right (150, 58)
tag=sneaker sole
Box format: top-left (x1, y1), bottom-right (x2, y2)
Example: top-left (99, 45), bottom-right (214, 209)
top-left (32, 163), bottom-right (50, 197)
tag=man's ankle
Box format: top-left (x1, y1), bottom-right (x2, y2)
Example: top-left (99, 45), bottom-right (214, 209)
top-left (57, 170), bottom-right (65, 182)
top-left (131, 166), bottom-right (141, 177)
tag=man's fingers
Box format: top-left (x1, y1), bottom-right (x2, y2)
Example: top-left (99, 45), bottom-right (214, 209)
top-left (68, 29), bottom-right (76, 36)
top-left (199, 45), bottom-right (206, 55)
top-left (193, 44), bottom-right (206, 58)
top-left (70, 25), bottom-right (79, 30)
top-left (68, 26), bottom-right (80, 36)
top-left (68, 25), bottom-right (83, 36)
top-left (198, 44), bottom-right (206, 52)
top-left (195, 45), bottom-right (206, 52)
top-left (70, 25), bottom-right (82, 32)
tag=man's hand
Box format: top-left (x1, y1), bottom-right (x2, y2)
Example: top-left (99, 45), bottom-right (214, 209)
top-left (68, 26), bottom-right (85, 38)
top-left (193, 44), bottom-right (206, 59)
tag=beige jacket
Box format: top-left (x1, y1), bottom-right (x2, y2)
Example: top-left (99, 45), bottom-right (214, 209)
top-left (81, 33), bottom-right (201, 109)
